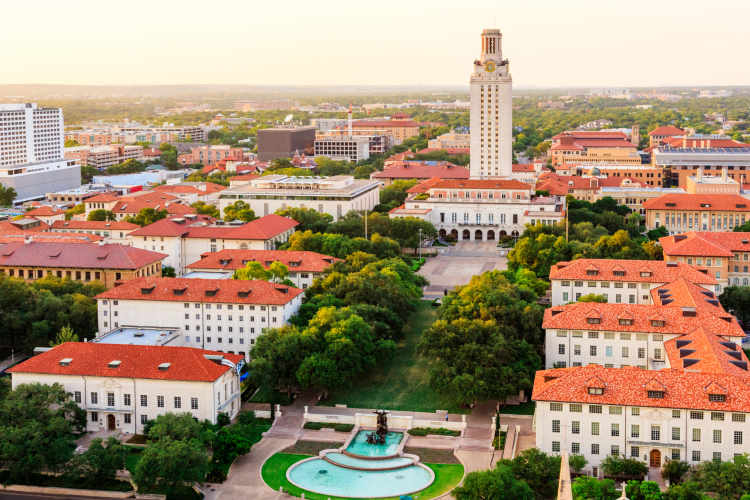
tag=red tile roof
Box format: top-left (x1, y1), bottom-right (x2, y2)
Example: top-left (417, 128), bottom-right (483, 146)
top-left (128, 214), bottom-right (298, 240)
top-left (0, 241), bottom-right (166, 270)
top-left (536, 173), bottom-right (647, 195)
top-left (552, 131), bottom-right (630, 141)
top-left (202, 164), bottom-right (225, 174)
top-left (96, 276), bottom-right (303, 305)
top-left (651, 277), bottom-right (726, 310)
top-left (371, 163), bottom-right (469, 180)
top-left (417, 148), bottom-right (471, 155)
top-left (86, 194), bottom-right (121, 203)
top-left (351, 120), bottom-right (420, 128)
top-left (549, 259), bottom-right (717, 285)
top-left (532, 364), bottom-right (750, 413)
top-left (660, 231), bottom-right (750, 257)
top-left (143, 148), bottom-right (162, 157)
top-left (222, 214), bottom-right (299, 240)
top-left (663, 327), bottom-right (750, 378)
top-left (126, 215), bottom-right (215, 238)
top-left (8, 343), bottom-right (243, 382)
top-left (126, 192), bottom-right (180, 203)
top-left (543, 301), bottom-right (742, 337)
top-left (0, 233), bottom-right (103, 244)
top-left (512, 164), bottom-right (535, 172)
top-left (550, 139), bottom-right (637, 150)
top-left (648, 126), bottom-right (685, 136)
top-left (406, 177), bottom-right (444, 194)
top-left (642, 194), bottom-right (750, 212)
top-left (0, 220), bottom-right (51, 235)
top-left (231, 174), bottom-right (261, 182)
top-left (663, 137), bottom-right (750, 149)
top-left (187, 249), bottom-right (342, 272)
top-left (24, 206), bottom-right (63, 217)
top-left (51, 220), bottom-right (140, 230)
top-left (428, 179), bottom-right (532, 190)
top-left (111, 201), bottom-right (194, 215)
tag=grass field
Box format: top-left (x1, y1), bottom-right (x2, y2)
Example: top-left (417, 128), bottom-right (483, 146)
top-left (498, 400), bottom-right (536, 415)
top-left (318, 301), bottom-right (470, 414)
top-left (262, 453), bottom-right (464, 500)
top-left (250, 385), bottom-right (292, 407)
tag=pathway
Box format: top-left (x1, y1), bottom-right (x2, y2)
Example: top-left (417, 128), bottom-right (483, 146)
top-left (498, 415), bottom-right (536, 460)
top-left (649, 466), bottom-right (667, 492)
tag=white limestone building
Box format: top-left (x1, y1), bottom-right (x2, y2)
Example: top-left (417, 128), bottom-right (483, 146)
top-left (8, 342), bottom-right (244, 433)
top-left (470, 29), bottom-right (513, 179)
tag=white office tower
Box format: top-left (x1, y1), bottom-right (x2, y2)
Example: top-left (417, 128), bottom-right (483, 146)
top-left (0, 103), bottom-right (79, 202)
top-left (470, 29), bottom-right (513, 179)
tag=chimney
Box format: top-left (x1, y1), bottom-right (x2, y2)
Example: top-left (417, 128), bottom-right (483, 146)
top-left (24, 236), bottom-right (33, 244)
top-left (98, 238), bottom-right (107, 246)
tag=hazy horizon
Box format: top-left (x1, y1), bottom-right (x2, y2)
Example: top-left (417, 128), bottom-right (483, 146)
top-left (2, 0), bottom-right (748, 88)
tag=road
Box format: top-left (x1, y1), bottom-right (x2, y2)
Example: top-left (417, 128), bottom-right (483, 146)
top-left (0, 492), bottom-right (113, 500)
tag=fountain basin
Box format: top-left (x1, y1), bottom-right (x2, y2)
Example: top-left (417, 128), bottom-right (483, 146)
top-left (345, 430), bottom-right (403, 458)
top-left (324, 452), bottom-right (414, 470)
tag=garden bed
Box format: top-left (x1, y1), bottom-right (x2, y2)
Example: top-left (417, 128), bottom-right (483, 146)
top-left (0, 470), bottom-right (132, 493)
top-left (281, 441), bottom-right (336, 456)
top-left (125, 433), bottom-right (148, 445)
top-left (407, 427), bottom-right (461, 437)
top-left (403, 447), bottom-right (461, 464)
top-left (249, 385), bottom-right (292, 407)
top-left (303, 422), bottom-right (354, 432)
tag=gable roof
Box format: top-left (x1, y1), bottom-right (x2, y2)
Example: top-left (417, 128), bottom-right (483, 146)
top-left (429, 179), bottom-right (532, 190)
top-left (111, 201), bottom-right (194, 215)
top-left (187, 249), bottom-right (342, 273)
top-left (648, 126), bottom-right (685, 136)
top-left (549, 259), bottom-right (717, 285)
top-left (24, 206), bottom-right (63, 217)
top-left (642, 194), bottom-right (750, 212)
top-left (8, 343), bottom-right (243, 382)
top-left (371, 163), bottom-right (469, 180)
top-left (0, 241), bottom-right (166, 270)
top-left (660, 232), bottom-right (750, 257)
top-left (51, 221), bottom-right (140, 231)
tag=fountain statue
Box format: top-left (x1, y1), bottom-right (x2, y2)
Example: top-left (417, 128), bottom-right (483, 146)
top-left (365, 410), bottom-right (389, 445)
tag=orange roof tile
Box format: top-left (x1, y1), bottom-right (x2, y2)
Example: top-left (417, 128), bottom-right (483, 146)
top-left (643, 194), bottom-right (750, 212)
top-left (429, 179), bottom-right (532, 190)
top-left (549, 259), bottom-right (717, 285)
top-left (0, 241), bottom-right (166, 270)
top-left (24, 206), bottom-right (63, 217)
top-left (660, 232), bottom-right (750, 257)
top-left (648, 126), bottom-right (685, 136)
top-left (187, 249), bottom-right (342, 272)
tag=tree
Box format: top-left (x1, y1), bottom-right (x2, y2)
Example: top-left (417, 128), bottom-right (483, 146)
top-left (569, 453), bottom-right (588, 474)
top-left (642, 240), bottom-right (664, 260)
top-left (390, 217), bottom-right (438, 252)
top-left (67, 436), bottom-right (126, 488)
top-left (572, 476), bottom-right (619, 500)
top-left (190, 201), bottom-right (220, 218)
top-left (662, 459), bottom-right (690, 485)
top-left (499, 448), bottom-right (562, 500)
top-left (49, 325), bottom-right (79, 346)
top-left (65, 203), bottom-right (85, 220)
top-left (223, 200), bottom-right (258, 222)
top-left (577, 293), bottom-right (608, 303)
top-left (132, 438), bottom-right (208, 492)
top-left (125, 208), bottom-right (169, 226)
top-left (275, 207), bottom-right (333, 233)
top-left (0, 383), bottom-right (86, 482)
top-left (647, 226), bottom-right (669, 241)
top-left (87, 209), bottom-right (116, 221)
top-left (268, 158), bottom-right (294, 170)
top-left (452, 465), bottom-right (535, 500)
top-left (64, 139), bottom-right (80, 147)
top-left (216, 412), bottom-right (230, 428)
top-left (233, 261), bottom-right (294, 286)
top-left (162, 266), bottom-right (177, 278)
top-left (212, 427), bottom-right (253, 463)
top-left (689, 452), bottom-right (750, 498)
top-left (665, 481), bottom-right (705, 500)
top-left (0, 183), bottom-right (17, 207)
top-left (379, 179), bottom-right (420, 207)
top-left (161, 150), bottom-right (178, 170)
top-left (625, 480), bottom-right (665, 500)
top-left (719, 286), bottom-right (750, 327)
top-left (286, 230), bottom-right (402, 261)
top-left (146, 412), bottom-right (214, 445)
top-left (107, 159), bottom-right (145, 175)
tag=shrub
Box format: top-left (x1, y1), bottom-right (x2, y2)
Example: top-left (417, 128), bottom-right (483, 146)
top-left (443, 235), bottom-right (457, 243)
top-left (334, 424), bottom-right (354, 432)
top-left (206, 467), bottom-right (227, 483)
top-left (600, 454), bottom-right (648, 478)
top-left (303, 422), bottom-right (323, 430)
top-left (661, 459), bottom-right (690, 485)
top-left (569, 453), bottom-right (588, 474)
top-left (407, 427), bottom-right (461, 437)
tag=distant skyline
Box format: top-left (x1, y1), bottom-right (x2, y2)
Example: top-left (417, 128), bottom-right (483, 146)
top-left (2, 0), bottom-right (748, 88)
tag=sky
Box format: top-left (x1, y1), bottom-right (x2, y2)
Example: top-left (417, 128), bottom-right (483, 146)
top-left (1, 0), bottom-right (748, 88)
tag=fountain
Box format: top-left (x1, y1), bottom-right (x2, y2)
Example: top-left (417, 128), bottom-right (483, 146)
top-left (365, 410), bottom-right (389, 445)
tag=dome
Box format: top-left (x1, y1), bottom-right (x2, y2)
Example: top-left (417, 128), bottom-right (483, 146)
top-left (588, 166), bottom-right (601, 176)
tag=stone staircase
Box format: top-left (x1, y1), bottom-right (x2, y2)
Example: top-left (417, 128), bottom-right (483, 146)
top-left (458, 425), bottom-right (494, 452)
top-left (263, 415), bottom-right (304, 439)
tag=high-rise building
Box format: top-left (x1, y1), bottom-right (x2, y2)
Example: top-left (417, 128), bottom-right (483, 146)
top-left (470, 29), bottom-right (513, 179)
top-left (0, 103), bottom-right (80, 202)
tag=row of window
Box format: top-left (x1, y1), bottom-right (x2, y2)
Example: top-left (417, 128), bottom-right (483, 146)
top-left (549, 404), bottom-right (742, 421)
top-left (552, 418), bottom-right (743, 444)
top-left (657, 212), bottom-right (745, 231)
top-left (438, 213), bottom-right (518, 224)
top-left (557, 344), bottom-right (660, 359)
top-left (555, 442), bottom-right (730, 463)
top-left (556, 331), bottom-right (659, 341)
top-left (77, 391), bottom-right (199, 410)
top-left (560, 281), bottom-right (649, 289)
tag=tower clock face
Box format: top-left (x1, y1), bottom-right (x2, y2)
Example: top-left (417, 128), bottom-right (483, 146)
top-left (485, 62), bottom-right (496, 73)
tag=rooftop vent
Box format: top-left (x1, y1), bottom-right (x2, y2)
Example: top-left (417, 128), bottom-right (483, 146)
top-left (707, 299), bottom-right (720, 307)
top-left (33, 347), bottom-right (52, 356)
top-left (133, 332), bottom-right (145, 337)
top-left (108, 360), bottom-right (122, 369)
top-left (172, 218), bottom-right (186, 225)
top-left (205, 288), bottom-right (219, 297)
top-left (683, 358), bottom-right (701, 368)
top-left (737, 204), bottom-right (747, 208)
top-left (551, 310), bottom-right (563, 316)
top-left (237, 291), bottom-right (250, 298)
top-left (679, 349), bottom-right (697, 358)
top-left (720, 341), bottom-right (738, 351)
top-left (59, 358), bottom-right (73, 367)
top-left (158, 363), bottom-right (171, 371)
top-left (676, 340), bottom-right (693, 349)
top-left (700, 291), bottom-right (715, 298)
top-left (730, 360), bottom-right (748, 371)
top-left (725, 350), bottom-right (742, 361)
top-left (666, 261), bottom-right (679, 267)
top-left (700, 203), bottom-right (710, 208)
top-left (661, 299), bottom-right (674, 305)
top-left (666, 203), bottom-right (676, 207)
top-left (743, 239), bottom-right (749, 245)
top-left (673, 235), bottom-right (687, 242)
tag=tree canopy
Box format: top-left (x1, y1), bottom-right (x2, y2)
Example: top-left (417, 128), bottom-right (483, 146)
top-left (223, 200), bottom-right (258, 222)
top-left (87, 209), bottom-right (116, 221)
top-left (286, 231), bottom-right (402, 261)
top-left (275, 206), bottom-right (333, 233)
top-left (125, 208), bottom-right (169, 226)
top-left (233, 261), bottom-right (294, 287)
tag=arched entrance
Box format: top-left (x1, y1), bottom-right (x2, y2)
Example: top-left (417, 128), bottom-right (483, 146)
top-left (649, 449), bottom-right (661, 467)
top-left (450, 229), bottom-right (458, 239)
top-left (511, 230), bottom-right (519, 237)
top-left (107, 414), bottom-right (116, 430)
top-left (487, 230), bottom-right (496, 240)
top-left (474, 230), bottom-right (483, 241)
top-left (462, 230), bottom-right (470, 240)
top-left (439, 229), bottom-right (446, 237)
top-left (499, 230), bottom-right (507, 237)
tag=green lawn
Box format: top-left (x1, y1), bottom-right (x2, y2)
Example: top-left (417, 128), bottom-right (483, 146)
top-left (318, 302), bottom-right (470, 414)
top-left (498, 401), bottom-right (536, 415)
top-left (250, 385), bottom-right (292, 407)
top-left (262, 453), bottom-right (464, 500)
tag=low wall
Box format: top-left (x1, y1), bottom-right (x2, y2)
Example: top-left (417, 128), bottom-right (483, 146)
top-left (304, 413), bottom-right (357, 425)
top-left (303, 410), bottom-right (467, 430)
top-left (254, 410), bottom-right (272, 419)
top-left (3, 485), bottom-right (136, 498)
top-left (411, 419), bottom-right (466, 431)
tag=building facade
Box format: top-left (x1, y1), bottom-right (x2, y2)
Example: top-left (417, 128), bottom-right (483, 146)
top-left (314, 136), bottom-right (370, 162)
top-left (65, 145), bottom-right (144, 169)
top-left (643, 193), bottom-right (750, 235)
top-left (470, 29), bottom-right (513, 179)
top-left (428, 130), bottom-right (471, 149)
top-left (95, 277), bottom-right (303, 359)
top-left (257, 126), bottom-right (316, 162)
top-left (654, 148), bottom-right (750, 187)
top-left (8, 343), bottom-right (244, 432)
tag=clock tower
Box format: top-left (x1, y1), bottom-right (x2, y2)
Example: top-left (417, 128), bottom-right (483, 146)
top-left (470, 29), bottom-right (513, 179)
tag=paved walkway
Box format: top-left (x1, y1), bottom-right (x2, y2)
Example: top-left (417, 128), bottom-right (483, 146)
top-left (498, 415), bottom-right (536, 459)
top-left (418, 255), bottom-right (507, 291)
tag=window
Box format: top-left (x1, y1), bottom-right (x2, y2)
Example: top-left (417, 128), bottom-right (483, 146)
top-left (690, 411), bottom-right (704, 420)
top-left (572, 421), bottom-right (580, 434)
top-left (140, 395), bottom-right (148, 407)
top-left (552, 441), bottom-right (560, 453)
top-left (558, 344), bottom-right (565, 355)
top-left (732, 414), bottom-right (746, 422)
top-left (552, 420), bottom-right (560, 433)
top-left (91, 412), bottom-right (98, 422)
top-left (631, 425), bottom-right (640, 438)
top-left (91, 392), bottom-right (98, 404)
top-left (711, 412), bottom-right (724, 421)
top-left (124, 394), bottom-right (131, 406)
top-left (638, 348), bottom-right (645, 359)
top-left (611, 445), bottom-right (620, 456)
top-left (631, 446), bottom-right (640, 458)
top-left (672, 449), bottom-right (681, 461)
top-left (713, 452), bottom-right (722, 461)
top-left (572, 443), bottom-right (580, 454)
top-left (574, 345), bottom-right (581, 356)
top-left (651, 426), bottom-right (661, 441)
top-left (709, 394), bottom-right (726, 402)
top-left (157, 396), bottom-right (165, 408)
top-left (191, 398), bottom-right (198, 410)
top-left (570, 404), bottom-right (582, 412)
top-left (692, 429), bottom-right (701, 442)
top-left (557, 330), bottom-right (568, 338)
top-left (590, 405), bottom-right (602, 414)
top-left (672, 427), bottom-right (680, 440)
top-left (606, 346), bottom-right (613, 357)
top-left (591, 444), bottom-right (600, 455)
top-left (74, 391), bottom-right (81, 403)
top-left (714, 430), bottom-right (722, 443)
top-left (550, 403), bottom-right (563, 412)
top-left (692, 451), bottom-right (701, 462)
top-left (611, 423), bottom-right (619, 437)
top-left (648, 391), bottom-right (664, 399)
top-left (590, 346), bottom-right (597, 356)
top-left (609, 406), bottom-right (623, 415)
top-left (174, 397), bottom-right (182, 409)
top-left (124, 414), bottom-right (131, 424)
top-left (654, 348), bottom-right (662, 360)
top-left (592, 422), bottom-right (600, 436)
top-left (107, 392), bottom-right (114, 407)
top-left (735, 431), bottom-right (743, 445)
top-left (141, 415), bottom-right (148, 424)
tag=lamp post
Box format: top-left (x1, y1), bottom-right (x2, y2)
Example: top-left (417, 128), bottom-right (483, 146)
top-left (419, 229), bottom-right (422, 260)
